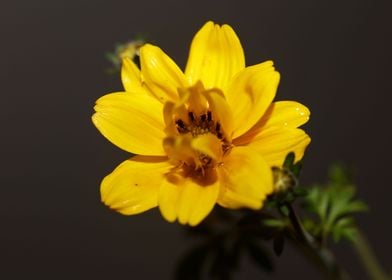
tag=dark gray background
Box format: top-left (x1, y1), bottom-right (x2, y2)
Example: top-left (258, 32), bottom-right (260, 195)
top-left (1, 0), bottom-right (391, 279)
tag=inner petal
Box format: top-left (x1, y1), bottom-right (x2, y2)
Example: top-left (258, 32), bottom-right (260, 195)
top-left (162, 83), bottom-right (234, 185)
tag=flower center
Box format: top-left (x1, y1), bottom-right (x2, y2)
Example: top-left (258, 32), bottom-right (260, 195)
top-left (176, 111), bottom-right (222, 138)
top-left (175, 109), bottom-right (231, 153)
top-left (164, 109), bottom-right (230, 186)
top-left (162, 82), bottom-right (234, 185)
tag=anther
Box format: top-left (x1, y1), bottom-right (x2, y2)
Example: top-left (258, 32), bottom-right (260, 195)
top-left (175, 119), bottom-right (187, 133)
top-left (207, 111), bottom-right (212, 122)
top-left (200, 114), bottom-right (206, 122)
top-left (188, 112), bottom-right (195, 123)
top-left (215, 122), bottom-right (221, 132)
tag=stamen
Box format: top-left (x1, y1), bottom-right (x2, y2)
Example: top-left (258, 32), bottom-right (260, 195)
top-left (188, 112), bottom-right (195, 123)
top-left (215, 122), bottom-right (221, 133)
top-left (172, 110), bottom-right (231, 171)
top-left (207, 111), bottom-right (212, 122)
top-left (175, 119), bottom-right (187, 133)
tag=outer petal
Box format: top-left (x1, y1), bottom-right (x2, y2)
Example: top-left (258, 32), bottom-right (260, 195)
top-left (159, 177), bottom-right (219, 226)
top-left (262, 101), bottom-right (310, 129)
top-left (185, 21), bottom-right (245, 90)
top-left (101, 156), bottom-right (171, 215)
top-left (217, 146), bottom-right (273, 210)
top-left (248, 128), bottom-right (311, 167)
top-left (121, 58), bottom-right (142, 91)
top-left (227, 61), bottom-right (280, 139)
top-left (92, 92), bottom-right (166, 156)
top-left (233, 101), bottom-right (310, 146)
top-left (140, 44), bottom-right (188, 102)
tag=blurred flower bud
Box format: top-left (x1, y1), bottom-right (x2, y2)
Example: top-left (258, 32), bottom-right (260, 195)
top-left (272, 167), bottom-right (298, 193)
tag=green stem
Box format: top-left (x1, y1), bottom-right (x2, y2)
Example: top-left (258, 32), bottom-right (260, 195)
top-left (351, 229), bottom-right (390, 280)
top-left (284, 203), bottom-right (350, 280)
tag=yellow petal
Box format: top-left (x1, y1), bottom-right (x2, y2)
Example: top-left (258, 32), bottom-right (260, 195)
top-left (191, 133), bottom-right (223, 160)
top-left (163, 134), bottom-right (197, 166)
top-left (233, 101), bottom-right (310, 146)
top-left (226, 61), bottom-right (280, 139)
top-left (248, 128), bottom-right (311, 167)
top-left (121, 57), bottom-right (142, 91)
top-left (101, 156), bottom-right (171, 215)
top-left (186, 81), bottom-right (209, 116)
top-left (185, 21), bottom-right (245, 90)
top-left (140, 44), bottom-right (188, 102)
top-left (217, 146), bottom-right (273, 209)
top-left (262, 101), bottom-right (310, 129)
top-left (92, 92), bottom-right (166, 156)
top-left (159, 177), bottom-right (219, 226)
top-left (203, 88), bottom-right (234, 139)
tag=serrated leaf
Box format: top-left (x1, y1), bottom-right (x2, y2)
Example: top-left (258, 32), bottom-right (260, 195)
top-left (317, 189), bottom-right (330, 222)
top-left (335, 217), bottom-right (355, 228)
top-left (332, 225), bottom-right (358, 243)
top-left (331, 217), bottom-right (358, 242)
top-left (345, 201), bottom-right (368, 214)
top-left (327, 187), bottom-right (366, 225)
top-left (302, 164), bottom-right (368, 243)
top-left (263, 219), bottom-right (286, 228)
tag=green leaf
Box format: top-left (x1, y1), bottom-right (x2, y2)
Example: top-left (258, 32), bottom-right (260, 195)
top-left (283, 152), bottom-right (295, 169)
top-left (263, 219), bottom-right (286, 228)
top-left (291, 160), bottom-right (303, 177)
top-left (303, 218), bottom-right (320, 235)
top-left (302, 164), bottom-right (368, 243)
top-left (345, 201), bottom-right (368, 214)
top-left (279, 204), bottom-right (290, 217)
top-left (331, 217), bottom-right (360, 242)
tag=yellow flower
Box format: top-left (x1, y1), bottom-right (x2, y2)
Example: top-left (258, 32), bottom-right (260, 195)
top-left (92, 21), bottom-right (310, 226)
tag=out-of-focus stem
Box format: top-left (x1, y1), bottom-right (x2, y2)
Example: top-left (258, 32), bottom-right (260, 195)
top-left (285, 203), bottom-right (350, 280)
top-left (351, 229), bottom-right (389, 280)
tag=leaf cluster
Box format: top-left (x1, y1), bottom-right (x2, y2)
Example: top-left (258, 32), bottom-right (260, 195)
top-left (303, 164), bottom-right (368, 243)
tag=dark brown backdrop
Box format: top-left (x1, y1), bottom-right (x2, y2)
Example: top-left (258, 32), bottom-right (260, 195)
top-left (1, 0), bottom-right (391, 279)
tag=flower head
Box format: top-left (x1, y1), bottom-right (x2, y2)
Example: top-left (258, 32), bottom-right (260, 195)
top-left (92, 21), bottom-right (311, 226)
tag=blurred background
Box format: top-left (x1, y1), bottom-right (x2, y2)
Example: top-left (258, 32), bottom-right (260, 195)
top-left (1, 0), bottom-right (391, 279)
